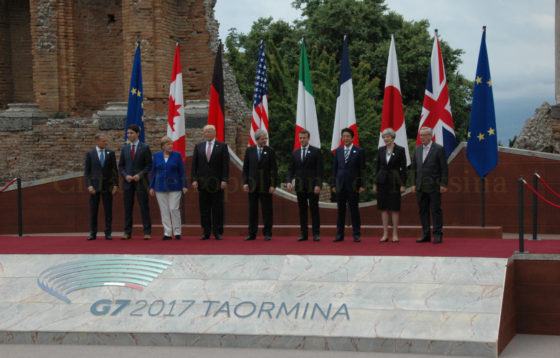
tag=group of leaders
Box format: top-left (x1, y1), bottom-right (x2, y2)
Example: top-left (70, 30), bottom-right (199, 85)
top-left (84, 124), bottom-right (448, 244)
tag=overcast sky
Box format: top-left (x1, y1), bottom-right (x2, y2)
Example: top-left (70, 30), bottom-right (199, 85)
top-left (215, 0), bottom-right (555, 145)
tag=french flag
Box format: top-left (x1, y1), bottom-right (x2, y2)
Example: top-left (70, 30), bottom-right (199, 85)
top-left (417, 31), bottom-right (456, 157)
top-left (379, 34), bottom-right (410, 165)
top-left (331, 35), bottom-right (358, 152)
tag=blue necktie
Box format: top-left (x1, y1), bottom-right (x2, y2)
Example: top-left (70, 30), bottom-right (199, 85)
top-left (258, 148), bottom-right (262, 160)
top-left (99, 150), bottom-right (105, 167)
top-left (302, 147), bottom-right (307, 161)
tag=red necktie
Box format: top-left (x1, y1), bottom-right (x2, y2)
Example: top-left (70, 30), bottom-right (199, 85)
top-left (131, 144), bottom-right (136, 159)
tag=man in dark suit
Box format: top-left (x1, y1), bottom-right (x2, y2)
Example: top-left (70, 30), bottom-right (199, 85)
top-left (118, 124), bottom-right (152, 240)
top-left (286, 129), bottom-right (323, 241)
top-left (332, 128), bottom-right (366, 242)
top-left (410, 126), bottom-right (449, 244)
top-left (84, 133), bottom-right (118, 240)
top-left (242, 129), bottom-right (278, 241)
top-left (191, 124), bottom-right (230, 240)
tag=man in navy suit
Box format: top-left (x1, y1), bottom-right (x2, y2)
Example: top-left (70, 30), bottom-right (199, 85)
top-left (84, 133), bottom-right (118, 240)
top-left (191, 124), bottom-right (230, 240)
top-left (411, 126), bottom-right (448, 244)
top-left (287, 129), bottom-right (323, 241)
top-left (118, 124), bottom-right (152, 240)
top-left (242, 129), bottom-right (278, 241)
top-left (332, 128), bottom-right (366, 242)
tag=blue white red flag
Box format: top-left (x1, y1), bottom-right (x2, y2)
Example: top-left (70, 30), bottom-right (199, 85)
top-left (125, 44), bottom-right (145, 143)
top-left (416, 32), bottom-right (456, 157)
top-left (331, 35), bottom-right (358, 152)
top-left (249, 40), bottom-right (269, 146)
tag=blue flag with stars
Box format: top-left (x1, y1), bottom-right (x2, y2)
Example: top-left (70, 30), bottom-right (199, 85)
top-left (467, 29), bottom-right (497, 178)
top-left (125, 45), bottom-right (145, 143)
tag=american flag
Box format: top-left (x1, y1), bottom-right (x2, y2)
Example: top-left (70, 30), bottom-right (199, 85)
top-left (249, 40), bottom-right (269, 146)
top-left (417, 31), bottom-right (456, 157)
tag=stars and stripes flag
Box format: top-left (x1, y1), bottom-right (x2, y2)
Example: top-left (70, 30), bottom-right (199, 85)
top-left (331, 35), bottom-right (358, 152)
top-left (416, 31), bottom-right (456, 157)
top-left (125, 43), bottom-right (145, 143)
top-left (467, 27), bottom-right (498, 178)
top-left (295, 39), bottom-right (320, 149)
top-left (249, 40), bottom-right (269, 146)
top-left (379, 34), bottom-right (411, 165)
top-left (167, 42), bottom-right (186, 161)
top-left (208, 42), bottom-right (225, 141)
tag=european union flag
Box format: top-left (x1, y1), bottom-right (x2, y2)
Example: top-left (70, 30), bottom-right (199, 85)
top-left (125, 44), bottom-right (145, 143)
top-left (467, 28), bottom-right (497, 178)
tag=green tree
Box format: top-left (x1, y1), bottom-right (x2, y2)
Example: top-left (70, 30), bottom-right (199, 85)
top-left (224, 0), bottom-right (472, 201)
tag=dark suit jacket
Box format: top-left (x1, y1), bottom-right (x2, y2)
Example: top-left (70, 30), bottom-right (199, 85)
top-left (118, 141), bottom-right (152, 190)
top-left (243, 145), bottom-right (278, 193)
top-left (375, 144), bottom-right (407, 188)
top-left (191, 140), bottom-right (230, 192)
top-left (286, 145), bottom-right (323, 193)
top-left (84, 147), bottom-right (118, 192)
top-left (149, 151), bottom-right (187, 192)
top-left (331, 145), bottom-right (366, 192)
top-left (410, 142), bottom-right (448, 192)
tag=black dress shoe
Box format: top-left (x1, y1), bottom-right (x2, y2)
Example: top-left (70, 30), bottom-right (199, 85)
top-left (333, 235), bottom-right (344, 242)
top-left (105, 235), bottom-right (112, 240)
top-left (244, 236), bottom-right (256, 241)
top-left (175, 235), bottom-right (181, 240)
top-left (200, 235), bottom-right (210, 240)
top-left (215, 234), bottom-right (223, 240)
top-left (162, 235), bottom-right (172, 240)
top-left (353, 235), bottom-right (361, 242)
top-left (87, 235), bottom-right (96, 241)
top-left (297, 236), bottom-right (308, 242)
top-left (313, 235), bottom-right (320, 241)
top-left (433, 236), bottom-right (443, 244)
top-left (264, 236), bottom-right (272, 241)
top-left (416, 236), bottom-right (431, 243)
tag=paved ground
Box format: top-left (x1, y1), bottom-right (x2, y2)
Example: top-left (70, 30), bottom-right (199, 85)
top-left (1, 334), bottom-right (559, 358)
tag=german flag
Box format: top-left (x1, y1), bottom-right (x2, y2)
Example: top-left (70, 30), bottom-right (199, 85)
top-left (208, 42), bottom-right (225, 141)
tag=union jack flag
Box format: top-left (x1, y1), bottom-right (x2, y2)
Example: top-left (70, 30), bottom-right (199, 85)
top-left (249, 40), bottom-right (269, 146)
top-left (416, 32), bottom-right (456, 157)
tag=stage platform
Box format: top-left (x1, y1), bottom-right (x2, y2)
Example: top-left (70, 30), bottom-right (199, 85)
top-left (0, 234), bottom-right (559, 357)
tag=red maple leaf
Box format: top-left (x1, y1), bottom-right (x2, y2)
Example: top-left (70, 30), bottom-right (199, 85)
top-left (168, 95), bottom-right (181, 131)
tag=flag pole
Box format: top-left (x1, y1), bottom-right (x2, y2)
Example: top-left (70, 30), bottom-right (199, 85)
top-left (481, 25), bottom-right (486, 228)
top-left (481, 177), bottom-right (485, 227)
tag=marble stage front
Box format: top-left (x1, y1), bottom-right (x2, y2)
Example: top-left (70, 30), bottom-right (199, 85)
top-left (0, 254), bottom-right (511, 357)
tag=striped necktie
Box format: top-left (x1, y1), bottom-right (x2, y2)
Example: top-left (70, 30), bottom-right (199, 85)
top-left (344, 148), bottom-right (350, 163)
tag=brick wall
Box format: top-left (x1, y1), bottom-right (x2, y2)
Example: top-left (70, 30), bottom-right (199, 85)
top-left (73, 0), bottom-right (124, 115)
top-left (0, 0), bottom-right (251, 185)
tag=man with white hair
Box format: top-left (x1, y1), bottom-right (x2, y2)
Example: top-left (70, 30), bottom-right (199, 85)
top-left (410, 126), bottom-right (448, 244)
top-left (191, 124), bottom-right (230, 240)
top-left (242, 129), bottom-right (278, 241)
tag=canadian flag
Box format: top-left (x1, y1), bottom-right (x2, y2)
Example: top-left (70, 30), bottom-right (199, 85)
top-left (379, 34), bottom-right (410, 165)
top-left (167, 43), bottom-right (186, 161)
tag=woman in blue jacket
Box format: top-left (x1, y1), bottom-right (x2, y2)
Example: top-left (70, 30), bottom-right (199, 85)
top-left (149, 136), bottom-right (188, 240)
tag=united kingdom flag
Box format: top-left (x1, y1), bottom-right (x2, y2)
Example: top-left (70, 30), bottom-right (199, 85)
top-left (416, 31), bottom-right (456, 157)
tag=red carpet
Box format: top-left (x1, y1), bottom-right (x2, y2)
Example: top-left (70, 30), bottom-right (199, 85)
top-left (1, 235), bottom-right (559, 258)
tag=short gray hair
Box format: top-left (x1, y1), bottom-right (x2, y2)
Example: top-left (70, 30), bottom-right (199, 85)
top-left (419, 126), bottom-right (433, 135)
top-left (255, 129), bottom-right (268, 140)
top-left (381, 128), bottom-right (396, 139)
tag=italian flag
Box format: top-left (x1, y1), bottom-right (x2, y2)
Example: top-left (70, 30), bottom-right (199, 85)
top-left (295, 40), bottom-right (320, 149)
